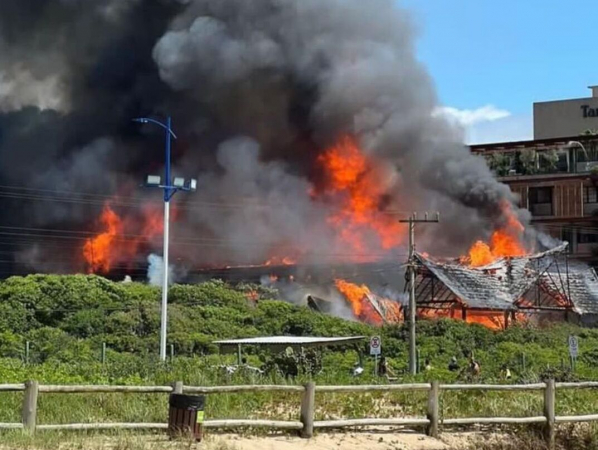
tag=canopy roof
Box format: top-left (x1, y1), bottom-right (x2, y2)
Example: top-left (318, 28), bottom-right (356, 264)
top-left (543, 259), bottom-right (598, 315)
top-left (214, 336), bottom-right (365, 348)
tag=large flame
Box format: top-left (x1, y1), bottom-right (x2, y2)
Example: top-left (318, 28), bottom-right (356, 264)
top-left (334, 278), bottom-right (401, 326)
top-left (335, 278), bottom-right (371, 317)
top-left (83, 203), bottom-right (165, 273)
top-left (317, 136), bottom-right (405, 258)
top-left (83, 205), bottom-right (123, 273)
top-left (466, 201), bottom-right (528, 267)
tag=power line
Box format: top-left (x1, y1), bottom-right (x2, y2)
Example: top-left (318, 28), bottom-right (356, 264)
top-left (0, 183), bottom-right (414, 215)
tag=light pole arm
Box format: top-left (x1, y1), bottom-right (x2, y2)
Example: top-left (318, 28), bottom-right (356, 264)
top-left (133, 117), bottom-right (178, 140)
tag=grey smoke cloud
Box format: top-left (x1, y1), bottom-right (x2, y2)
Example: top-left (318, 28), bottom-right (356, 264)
top-left (0, 0), bottom-right (533, 274)
top-left (154, 0), bottom-right (530, 256)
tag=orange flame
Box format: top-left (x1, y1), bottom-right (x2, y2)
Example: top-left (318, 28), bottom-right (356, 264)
top-left (317, 136), bottom-right (405, 259)
top-left (83, 205), bottom-right (123, 273)
top-left (334, 278), bottom-right (401, 326)
top-left (419, 308), bottom-right (529, 330)
top-left (265, 256), bottom-right (297, 266)
top-left (335, 278), bottom-right (371, 317)
top-left (466, 201), bottom-right (528, 267)
top-left (83, 202), bottom-right (166, 274)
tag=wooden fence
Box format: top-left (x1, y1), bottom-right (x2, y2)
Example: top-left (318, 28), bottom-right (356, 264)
top-left (3, 380), bottom-right (598, 448)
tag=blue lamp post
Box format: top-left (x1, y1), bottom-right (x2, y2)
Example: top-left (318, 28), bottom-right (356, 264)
top-left (133, 116), bottom-right (196, 361)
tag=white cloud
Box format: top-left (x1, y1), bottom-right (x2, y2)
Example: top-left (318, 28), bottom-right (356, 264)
top-left (434, 104), bottom-right (511, 126)
top-left (433, 104), bottom-right (532, 145)
top-left (467, 113), bottom-right (533, 145)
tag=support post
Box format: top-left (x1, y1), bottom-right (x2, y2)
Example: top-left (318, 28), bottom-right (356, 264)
top-left (22, 380), bottom-right (39, 434)
top-left (400, 212), bottom-right (439, 376)
top-left (237, 344), bottom-right (242, 365)
top-left (426, 381), bottom-right (440, 438)
top-left (300, 382), bottom-right (315, 438)
top-left (408, 217), bottom-right (416, 375)
top-left (170, 344), bottom-right (175, 362)
top-left (173, 381), bottom-right (184, 394)
top-left (544, 379), bottom-right (556, 450)
top-left (101, 342), bottom-right (106, 365)
top-left (25, 341), bottom-right (30, 365)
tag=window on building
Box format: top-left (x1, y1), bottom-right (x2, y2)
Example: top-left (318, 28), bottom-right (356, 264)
top-left (529, 187), bottom-right (553, 216)
top-left (556, 152), bottom-right (569, 172)
top-left (585, 187), bottom-right (598, 204)
top-left (579, 231), bottom-right (598, 244)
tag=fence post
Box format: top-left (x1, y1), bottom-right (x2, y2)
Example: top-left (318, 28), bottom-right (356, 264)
top-left (544, 379), bottom-right (556, 450)
top-left (426, 381), bottom-right (439, 438)
top-left (22, 380), bottom-right (39, 434)
top-left (173, 381), bottom-right (184, 394)
top-left (300, 381), bottom-right (315, 438)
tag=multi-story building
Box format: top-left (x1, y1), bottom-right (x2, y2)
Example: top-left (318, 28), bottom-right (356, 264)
top-left (471, 87), bottom-right (598, 265)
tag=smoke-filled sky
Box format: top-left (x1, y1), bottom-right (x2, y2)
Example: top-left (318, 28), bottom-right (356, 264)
top-left (0, 0), bottom-right (533, 275)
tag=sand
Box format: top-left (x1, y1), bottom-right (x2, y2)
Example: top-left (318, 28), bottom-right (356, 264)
top-left (214, 430), bottom-right (476, 450)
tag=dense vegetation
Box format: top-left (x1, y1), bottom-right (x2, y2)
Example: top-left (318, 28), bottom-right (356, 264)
top-left (2, 274), bottom-right (598, 441)
top-left (0, 274), bottom-right (595, 380)
top-left (0, 274), bottom-right (376, 362)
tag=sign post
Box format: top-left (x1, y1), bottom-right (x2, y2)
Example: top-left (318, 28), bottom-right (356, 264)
top-left (568, 335), bottom-right (579, 372)
top-left (370, 336), bottom-right (381, 377)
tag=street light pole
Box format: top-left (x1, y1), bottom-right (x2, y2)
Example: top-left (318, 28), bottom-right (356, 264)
top-left (161, 116), bottom-right (172, 362)
top-left (133, 116), bottom-right (195, 362)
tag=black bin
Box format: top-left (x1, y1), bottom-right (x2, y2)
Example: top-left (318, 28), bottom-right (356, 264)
top-left (168, 393), bottom-right (205, 441)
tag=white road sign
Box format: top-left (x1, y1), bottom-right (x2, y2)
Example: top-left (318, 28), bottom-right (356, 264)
top-left (569, 335), bottom-right (579, 358)
top-left (370, 336), bottom-right (381, 356)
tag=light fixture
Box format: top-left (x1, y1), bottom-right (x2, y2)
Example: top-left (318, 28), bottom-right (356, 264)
top-left (188, 178), bottom-right (197, 192)
top-left (173, 177), bottom-right (185, 188)
top-left (146, 175), bottom-right (161, 186)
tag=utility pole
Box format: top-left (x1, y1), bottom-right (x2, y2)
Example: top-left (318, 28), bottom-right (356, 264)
top-left (400, 212), bottom-right (440, 375)
top-left (133, 116), bottom-right (197, 362)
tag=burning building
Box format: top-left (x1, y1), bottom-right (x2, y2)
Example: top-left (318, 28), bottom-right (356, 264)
top-left (2, 0), bottom-right (590, 328)
top-left (413, 243), bottom-right (598, 329)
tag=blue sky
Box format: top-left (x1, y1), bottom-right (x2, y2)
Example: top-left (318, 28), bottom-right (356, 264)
top-left (399, 0), bottom-right (598, 143)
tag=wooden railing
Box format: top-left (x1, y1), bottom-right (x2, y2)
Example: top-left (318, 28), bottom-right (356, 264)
top-left (3, 380), bottom-right (598, 448)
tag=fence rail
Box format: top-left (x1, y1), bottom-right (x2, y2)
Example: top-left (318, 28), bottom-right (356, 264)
top-left (1, 380), bottom-right (597, 449)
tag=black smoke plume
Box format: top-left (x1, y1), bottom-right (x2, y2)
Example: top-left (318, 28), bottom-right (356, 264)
top-left (0, 0), bottom-right (531, 276)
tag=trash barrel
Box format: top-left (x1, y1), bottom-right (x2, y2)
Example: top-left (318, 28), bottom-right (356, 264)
top-left (168, 393), bottom-right (205, 441)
